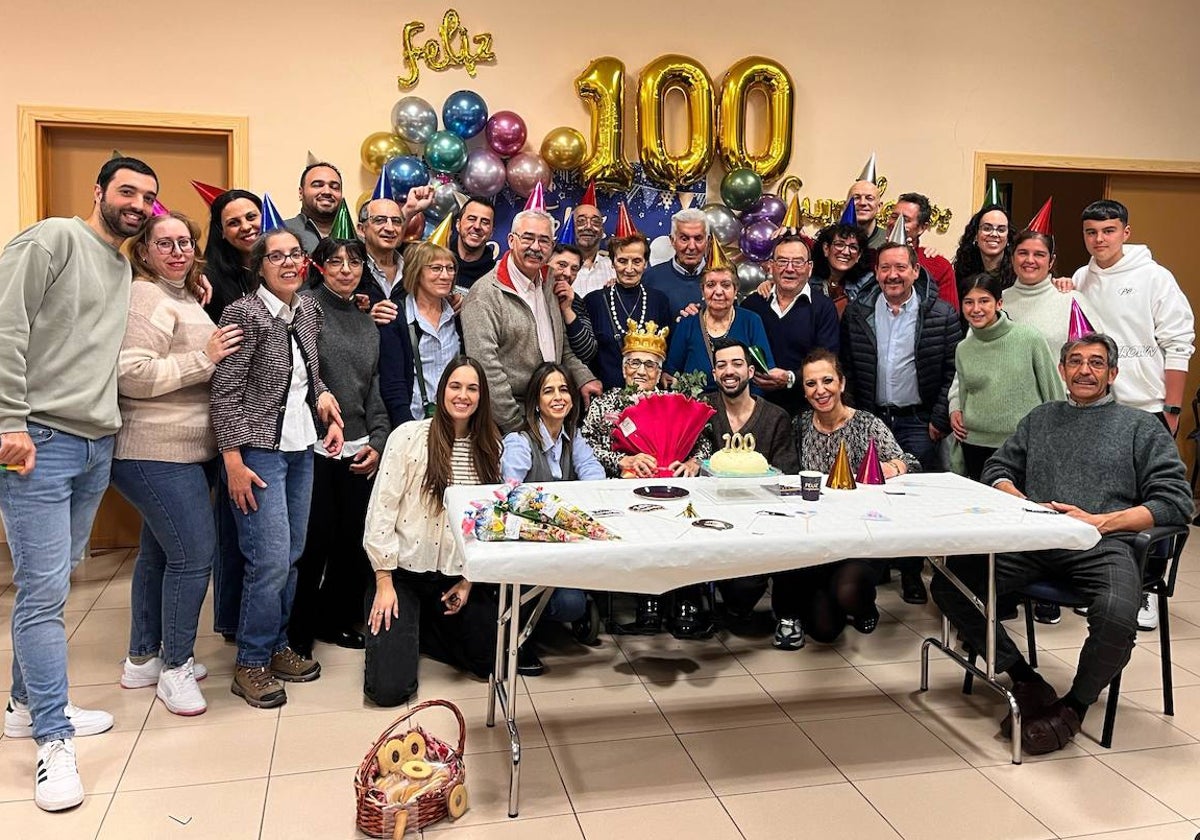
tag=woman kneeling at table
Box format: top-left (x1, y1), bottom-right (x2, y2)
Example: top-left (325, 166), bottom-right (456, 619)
top-left (501, 361), bottom-right (606, 672)
top-left (362, 357), bottom-right (501, 706)
top-left (774, 349), bottom-right (921, 650)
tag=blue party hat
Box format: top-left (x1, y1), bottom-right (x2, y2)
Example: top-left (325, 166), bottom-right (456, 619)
top-left (838, 199), bottom-right (857, 226)
top-left (556, 206), bottom-right (577, 246)
top-left (260, 193), bottom-right (285, 233)
top-left (370, 172), bottom-right (394, 202)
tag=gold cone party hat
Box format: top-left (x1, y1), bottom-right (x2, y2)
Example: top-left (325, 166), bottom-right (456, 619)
top-left (426, 214), bottom-right (453, 248)
top-left (825, 440), bottom-right (857, 490)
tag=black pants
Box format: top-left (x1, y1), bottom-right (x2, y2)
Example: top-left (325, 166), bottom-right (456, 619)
top-left (363, 570), bottom-right (497, 707)
top-left (931, 538), bottom-right (1141, 706)
top-left (960, 442), bottom-right (997, 482)
top-left (289, 456), bottom-right (374, 652)
top-left (773, 560), bottom-right (879, 642)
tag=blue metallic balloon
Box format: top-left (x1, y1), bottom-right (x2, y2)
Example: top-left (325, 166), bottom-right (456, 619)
top-left (383, 155), bottom-right (430, 201)
top-left (442, 90), bottom-right (489, 139)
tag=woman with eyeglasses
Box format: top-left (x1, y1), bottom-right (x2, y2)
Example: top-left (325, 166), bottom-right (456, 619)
top-left (952, 204), bottom-right (1016, 302)
top-left (807, 223), bottom-right (871, 314)
top-left (287, 237), bottom-right (390, 659)
top-left (210, 229), bottom-right (345, 709)
top-left (110, 213), bottom-right (241, 716)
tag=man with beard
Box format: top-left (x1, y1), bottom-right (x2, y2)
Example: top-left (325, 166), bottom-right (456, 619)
top-left (0, 157), bottom-right (158, 811)
top-left (570, 201), bottom-right (615, 298)
top-left (932, 333), bottom-right (1192, 756)
top-left (642, 208), bottom-right (709, 318)
top-left (449, 197), bottom-right (498, 289)
top-left (284, 162), bottom-right (343, 252)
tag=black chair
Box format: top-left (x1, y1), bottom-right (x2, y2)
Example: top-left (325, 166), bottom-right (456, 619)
top-left (964, 525), bottom-right (1189, 748)
top-left (1188, 392), bottom-right (1200, 523)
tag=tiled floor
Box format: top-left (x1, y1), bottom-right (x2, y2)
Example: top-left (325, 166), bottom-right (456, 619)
top-left (4, 542), bottom-right (1200, 839)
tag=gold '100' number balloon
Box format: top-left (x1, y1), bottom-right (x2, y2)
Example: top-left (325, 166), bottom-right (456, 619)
top-left (718, 56), bottom-right (794, 184)
top-left (575, 57), bottom-right (634, 191)
top-left (636, 54), bottom-right (716, 189)
top-left (360, 132), bottom-right (409, 175)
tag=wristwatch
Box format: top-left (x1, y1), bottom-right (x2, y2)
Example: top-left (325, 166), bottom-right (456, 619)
top-left (1163, 405), bottom-right (1182, 415)
top-left (785, 370), bottom-right (796, 389)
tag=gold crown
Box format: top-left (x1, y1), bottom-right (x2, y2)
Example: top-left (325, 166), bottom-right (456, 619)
top-left (622, 319), bottom-right (669, 358)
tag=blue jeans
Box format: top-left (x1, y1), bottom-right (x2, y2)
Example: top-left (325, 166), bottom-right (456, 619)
top-left (887, 413), bottom-right (941, 472)
top-left (0, 423), bottom-right (113, 744)
top-left (224, 448), bottom-right (313, 668)
top-left (111, 458), bottom-right (217, 667)
top-left (545, 588), bottom-right (587, 623)
top-left (212, 471), bottom-right (245, 636)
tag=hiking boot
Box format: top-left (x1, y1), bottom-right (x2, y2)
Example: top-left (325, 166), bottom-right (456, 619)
top-left (231, 666), bottom-right (287, 709)
top-left (270, 647), bottom-right (321, 683)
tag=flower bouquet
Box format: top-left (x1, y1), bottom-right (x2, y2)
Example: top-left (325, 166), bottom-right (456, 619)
top-left (461, 500), bottom-right (580, 543)
top-left (611, 373), bottom-right (714, 478)
top-left (505, 483), bottom-right (618, 541)
top-left (460, 483), bottom-right (619, 543)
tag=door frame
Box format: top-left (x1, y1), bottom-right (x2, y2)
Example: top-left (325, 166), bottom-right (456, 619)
top-left (17, 105), bottom-right (250, 227)
top-left (973, 151), bottom-right (1200, 206)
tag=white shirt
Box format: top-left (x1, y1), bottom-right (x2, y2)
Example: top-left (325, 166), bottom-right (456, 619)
top-left (365, 251), bottom-right (404, 300)
top-left (573, 253), bottom-right (616, 298)
top-left (256, 286), bottom-right (317, 452)
top-left (770, 283), bottom-right (812, 318)
top-left (507, 255), bottom-right (556, 363)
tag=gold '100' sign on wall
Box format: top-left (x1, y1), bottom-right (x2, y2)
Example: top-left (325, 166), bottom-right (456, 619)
top-left (577, 55), bottom-right (795, 190)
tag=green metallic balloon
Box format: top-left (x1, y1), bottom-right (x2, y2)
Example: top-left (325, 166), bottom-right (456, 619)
top-left (424, 130), bottom-right (469, 175)
top-left (720, 168), bottom-right (763, 212)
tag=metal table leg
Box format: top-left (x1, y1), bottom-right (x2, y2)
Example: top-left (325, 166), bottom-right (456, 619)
top-left (920, 553), bottom-right (1022, 764)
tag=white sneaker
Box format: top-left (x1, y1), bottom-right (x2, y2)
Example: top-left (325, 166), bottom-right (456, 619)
top-left (35, 738), bottom-right (84, 811)
top-left (4, 698), bottom-right (114, 739)
top-left (121, 655), bottom-right (208, 688)
top-left (1137, 592), bottom-right (1159, 631)
top-left (156, 658), bottom-right (207, 716)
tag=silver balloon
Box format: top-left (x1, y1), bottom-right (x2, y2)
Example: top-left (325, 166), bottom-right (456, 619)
top-left (459, 149), bottom-right (507, 198)
top-left (703, 202), bottom-right (742, 247)
top-left (391, 96), bottom-right (438, 146)
top-left (426, 179), bottom-right (465, 221)
top-left (735, 260), bottom-right (767, 298)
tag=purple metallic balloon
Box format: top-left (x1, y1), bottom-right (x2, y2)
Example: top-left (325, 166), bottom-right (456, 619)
top-left (739, 218), bottom-right (779, 263)
top-left (742, 193), bottom-right (787, 227)
top-left (485, 110), bottom-right (528, 158)
top-left (506, 152), bottom-right (552, 198)
top-left (460, 149), bottom-right (507, 198)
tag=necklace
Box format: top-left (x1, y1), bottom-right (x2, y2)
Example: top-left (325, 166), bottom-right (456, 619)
top-left (607, 284), bottom-right (647, 334)
top-left (813, 408), bottom-right (852, 435)
top-left (702, 307), bottom-right (734, 338)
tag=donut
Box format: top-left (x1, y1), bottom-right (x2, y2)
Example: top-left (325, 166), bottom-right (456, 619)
top-left (447, 783), bottom-right (468, 819)
top-left (401, 731), bottom-right (427, 761)
top-left (391, 809), bottom-right (408, 839)
top-left (376, 738), bottom-right (406, 775)
top-left (400, 759), bottom-right (432, 780)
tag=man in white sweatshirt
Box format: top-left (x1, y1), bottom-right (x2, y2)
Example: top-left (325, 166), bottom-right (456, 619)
top-left (1071, 200), bottom-right (1193, 436)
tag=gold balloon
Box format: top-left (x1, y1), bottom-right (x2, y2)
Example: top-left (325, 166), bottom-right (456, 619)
top-left (636, 54), bottom-right (716, 188)
top-left (718, 56), bottom-right (794, 183)
top-left (575, 56), bottom-right (634, 191)
top-left (540, 126), bottom-right (587, 171)
top-left (355, 191), bottom-right (372, 216)
top-left (360, 132), bottom-right (409, 175)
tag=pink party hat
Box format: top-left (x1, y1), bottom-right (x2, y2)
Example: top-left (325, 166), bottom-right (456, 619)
top-left (150, 199), bottom-right (169, 217)
top-left (855, 438), bottom-right (885, 485)
top-left (523, 181), bottom-right (546, 212)
top-left (1067, 299), bottom-right (1096, 341)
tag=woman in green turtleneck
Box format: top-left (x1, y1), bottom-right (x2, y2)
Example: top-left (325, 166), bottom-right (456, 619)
top-left (949, 273), bottom-right (1063, 480)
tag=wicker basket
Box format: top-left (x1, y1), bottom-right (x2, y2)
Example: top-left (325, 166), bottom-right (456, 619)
top-left (354, 699), bottom-right (468, 838)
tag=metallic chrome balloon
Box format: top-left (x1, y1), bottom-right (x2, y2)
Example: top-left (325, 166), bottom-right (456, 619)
top-left (442, 90), bottom-right (489, 140)
top-left (383, 155), bottom-right (430, 201)
top-left (736, 259), bottom-right (767, 297)
top-left (484, 110), bottom-right (527, 158)
top-left (720, 168), bottom-right (763, 212)
top-left (424, 130), bottom-right (469, 175)
top-left (426, 179), bottom-right (465, 221)
top-left (540, 126), bottom-right (587, 171)
top-left (702, 202), bottom-right (742, 247)
top-left (743, 193), bottom-right (787, 227)
top-left (506, 152), bottom-right (552, 199)
top-left (739, 218), bottom-right (779, 263)
top-left (459, 149), bottom-right (507, 198)
top-left (390, 96), bottom-right (438, 146)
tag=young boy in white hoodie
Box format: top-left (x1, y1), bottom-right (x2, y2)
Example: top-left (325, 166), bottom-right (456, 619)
top-left (1071, 200), bottom-right (1194, 436)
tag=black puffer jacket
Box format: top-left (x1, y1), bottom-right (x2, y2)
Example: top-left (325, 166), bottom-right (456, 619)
top-left (838, 280), bottom-right (962, 433)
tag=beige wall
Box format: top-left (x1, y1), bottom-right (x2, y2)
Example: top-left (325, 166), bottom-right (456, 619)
top-left (1, 0), bottom-right (1197, 249)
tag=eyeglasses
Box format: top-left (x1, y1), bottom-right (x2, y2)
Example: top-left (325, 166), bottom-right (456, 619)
top-left (515, 232), bottom-right (553, 248)
top-left (425, 263), bottom-right (457, 275)
top-left (150, 237), bottom-right (195, 255)
top-left (980, 223), bottom-right (1009, 235)
top-left (323, 257), bottom-right (363, 270)
top-left (368, 215), bottom-right (404, 228)
top-left (772, 257), bottom-right (811, 268)
top-left (623, 358), bottom-right (661, 371)
top-left (575, 215), bottom-right (605, 229)
top-left (265, 249), bottom-right (305, 265)
top-left (1064, 356), bottom-right (1109, 371)
top-left (830, 242), bottom-right (860, 254)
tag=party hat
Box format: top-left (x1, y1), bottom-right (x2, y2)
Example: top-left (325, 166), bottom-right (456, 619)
top-left (426, 213), bottom-right (454, 248)
top-left (856, 152), bottom-right (877, 185)
top-left (780, 193), bottom-right (803, 232)
top-left (886, 215), bottom-right (908, 246)
top-left (838, 199), bottom-right (857, 226)
top-left (1067, 299), bottom-right (1096, 342)
top-left (330, 199), bottom-right (355, 240)
top-left (306, 150), bottom-right (320, 166)
top-left (854, 438), bottom-right (885, 485)
top-left (150, 199), bottom-right (169, 217)
top-left (825, 440), bottom-right (857, 490)
top-left (615, 202), bottom-right (638, 238)
top-left (260, 193), bottom-right (285, 232)
top-left (190, 180), bottom-right (226, 207)
top-left (111, 149), bottom-right (123, 160)
top-left (705, 235), bottom-right (733, 272)
top-left (579, 179), bottom-right (598, 208)
top-left (980, 178), bottom-right (1003, 211)
top-left (556, 206), bottom-right (577, 246)
top-left (1025, 197), bottom-right (1053, 236)
top-left (523, 181), bottom-right (546, 212)
top-left (370, 171), bottom-right (394, 202)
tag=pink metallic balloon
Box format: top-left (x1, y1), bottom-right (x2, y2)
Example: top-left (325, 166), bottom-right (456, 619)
top-left (506, 152), bottom-right (552, 199)
top-left (485, 110), bottom-right (528, 158)
top-left (460, 149), bottom-right (507, 198)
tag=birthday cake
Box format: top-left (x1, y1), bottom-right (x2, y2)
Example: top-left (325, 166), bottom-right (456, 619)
top-left (709, 432), bottom-right (770, 475)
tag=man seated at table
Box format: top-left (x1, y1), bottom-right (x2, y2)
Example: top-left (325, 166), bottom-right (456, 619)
top-left (931, 332), bottom-right (1192, 755)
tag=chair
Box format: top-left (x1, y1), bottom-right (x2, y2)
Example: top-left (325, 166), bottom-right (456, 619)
top-left (964, 524), bottom-right (1189, 748)
top-left (1189, 392), bottom-right (1200, 520)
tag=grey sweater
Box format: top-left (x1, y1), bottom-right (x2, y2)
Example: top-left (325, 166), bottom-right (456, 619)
top-left (0, 217), bottom-right (131, 439)
top-left (980, 399), bottom-right (1193, 527)
top-left (303, 285), bottom-right (390, 454)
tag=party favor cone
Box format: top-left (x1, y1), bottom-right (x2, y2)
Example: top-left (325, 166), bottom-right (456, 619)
top-left (1067, 298), bottom-right (1096, 341)
top-left (579, 179), bottom-right (598, 208)
top-left (856, 152), bottom-right (877, 185)
top-left (705, 235), bottom-right (733, 272)
top-left (838, 199), bottom-right (857, 226)
top-left (191, 180), bottom-right (226, 207)
top-left (524, 181), bottom-right (546, 212)
top-left (150, 199), bottom-right (169, 217)
top-left (306, 150), bottom-right (320, 166)
top-left (330, 199), bottom-right (355, 240)
top-left (980, 178), bottom-right (1003, 211)
top-left (260, 193), bottom-right (285, 232)
top-left (615, 201), bottom-right (638, 238)
top-left (780, 193), bottom-right (802, 232)
top-left (370, 171), bottom-right (394, 202)
top-left (826, 441), bottom-right (857, 490)
top-left (426, 213), bottom-right (454, 248)
top-left (886, 216), bottom-right (908, 246)
top-left (855, 438), bottom-right (885, 485)
top-left (1025, 197), bottom-right (1053, 235)
top-left (556, 206), bottom-right (577, 246)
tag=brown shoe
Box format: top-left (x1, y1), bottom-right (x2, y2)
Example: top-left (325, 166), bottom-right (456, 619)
top-left (1000, 679), bottom-right (1058, 739)
top-left (231, 666), bottom-right (287, 708)
top-left (1021, 700), bottom-right (1082, 755)
top-left (270, 647), bottom-right (321, 683)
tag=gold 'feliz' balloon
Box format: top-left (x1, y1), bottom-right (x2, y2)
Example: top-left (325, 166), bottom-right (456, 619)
top-left (636, 54), bottom-right (716, 188)
top-left (540, 126), bottom-right (587, 171)
top-left (360, 132), bottom-right (409, 175)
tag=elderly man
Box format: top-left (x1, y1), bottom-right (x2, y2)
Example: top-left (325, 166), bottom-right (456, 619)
top-left (932, 332), bottom-right (1192, 755)
top-left (284, 162), bottom-right (343, 251)
top-left (354, 187), bottom-right (435, 325)
top-left (888, 193), bottom-right (958, 311)
top-left (461, 210), bottom-right (602, 433)
top-left (449, 197), bottom-right (498, 289)
top-left (642, 208), bottom-right (709, 318)
top-left (571, 201), bottom-right (616, 298)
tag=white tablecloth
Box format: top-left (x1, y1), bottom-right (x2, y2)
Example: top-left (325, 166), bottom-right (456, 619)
top-left (446, 473), bottom-right (1101, 594)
